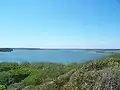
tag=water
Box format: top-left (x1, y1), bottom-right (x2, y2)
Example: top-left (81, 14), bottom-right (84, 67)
top-left (0, 50), bottom-right (108, 63)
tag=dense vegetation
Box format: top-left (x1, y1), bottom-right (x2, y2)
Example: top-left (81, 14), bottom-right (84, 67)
top-left (0, 48), bottom-right (13, 52)
top-left (0, 53), bottom-right (120, 90)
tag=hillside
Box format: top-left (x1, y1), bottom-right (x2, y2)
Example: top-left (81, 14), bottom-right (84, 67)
top-left (0, 53), bottom-right (120, 90)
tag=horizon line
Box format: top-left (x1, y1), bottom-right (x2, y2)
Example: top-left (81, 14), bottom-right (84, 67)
top-left (0, 48), bottom-right (120, 50)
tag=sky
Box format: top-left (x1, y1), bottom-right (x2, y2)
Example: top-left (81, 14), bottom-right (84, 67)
top-left (0, 0), bottom-right (120, 49)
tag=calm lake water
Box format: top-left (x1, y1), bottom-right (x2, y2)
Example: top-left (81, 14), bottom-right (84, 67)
top-left (0, 50), bottom-right (108, 63)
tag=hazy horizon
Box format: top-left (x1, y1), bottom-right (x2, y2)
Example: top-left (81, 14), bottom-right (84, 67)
top-left (0, 47), bottom-right (120, 50)
top-left (0, 0), bottom-right (120, 48)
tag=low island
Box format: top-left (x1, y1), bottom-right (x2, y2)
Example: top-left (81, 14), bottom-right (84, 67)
top-left (0, 48), bottom-right (13, 52)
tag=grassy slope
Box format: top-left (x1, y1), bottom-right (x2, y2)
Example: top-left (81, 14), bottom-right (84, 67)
top-left (0, 53), bottom-right (120, 90)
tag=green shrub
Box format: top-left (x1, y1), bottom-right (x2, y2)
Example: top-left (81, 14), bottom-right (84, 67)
top-left (0, 85), bottom-right (6, 90)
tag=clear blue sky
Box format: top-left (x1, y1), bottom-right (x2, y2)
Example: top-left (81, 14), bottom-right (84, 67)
top-left (0, 0), bottom-right (120, 49)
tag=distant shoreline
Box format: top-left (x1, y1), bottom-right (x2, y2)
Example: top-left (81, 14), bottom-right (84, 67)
top-left (1, 48), bottom-right (120, 52)
top-left (0, 48), bottom-right (13, 52)
top-left (11, 48), bottom-right (120, 50)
